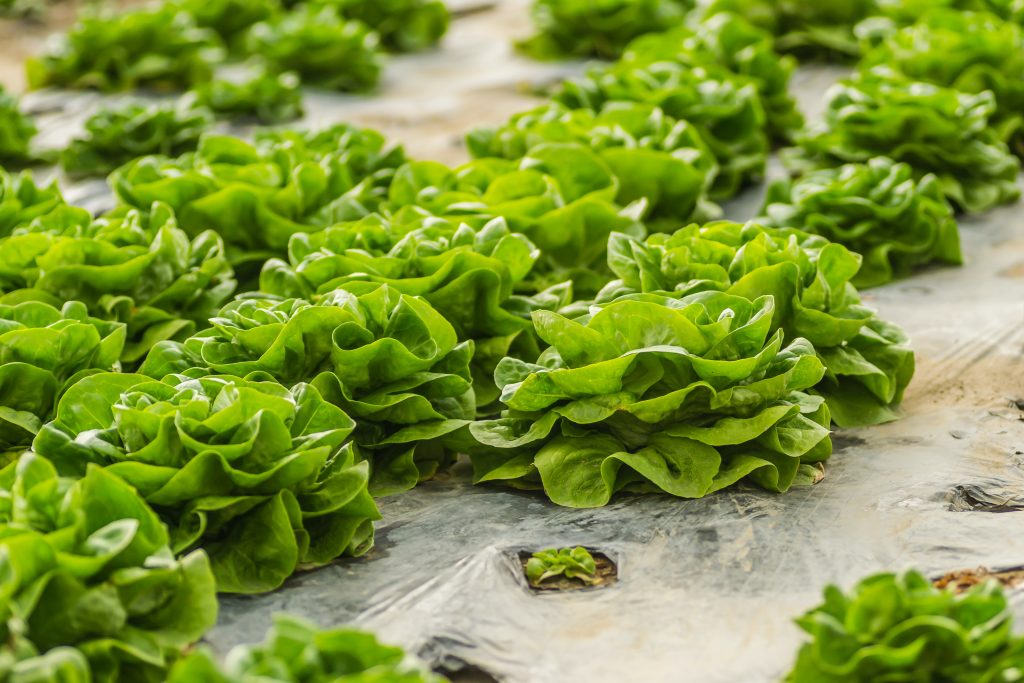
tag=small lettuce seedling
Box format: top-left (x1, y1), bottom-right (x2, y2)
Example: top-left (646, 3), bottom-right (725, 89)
top-left (526, 547), bottom-right (599, 587)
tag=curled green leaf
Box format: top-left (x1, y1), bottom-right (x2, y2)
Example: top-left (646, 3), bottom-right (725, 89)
top-left (761, 158), bottom-right (962, 288)
top-left (785, 67), bottom-right (1021, 213)
top-left (33, 373), bottom-right (379, 594)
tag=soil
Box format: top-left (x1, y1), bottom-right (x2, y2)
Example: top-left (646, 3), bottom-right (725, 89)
top-left (933, 566), bottom-right (1024, 593)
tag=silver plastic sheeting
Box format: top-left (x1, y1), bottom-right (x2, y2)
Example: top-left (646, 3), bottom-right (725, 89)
top-left (16, 2), bottom-right (1024, 679)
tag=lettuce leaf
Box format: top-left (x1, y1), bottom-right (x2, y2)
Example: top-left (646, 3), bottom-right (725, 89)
top-left (554, 61), bottom-right (768, 200)
top-left (597, 221), bottom-right (915, 427)
top-left (167, 614), bottom-right (446, 682)
top-left (622, 12), bottom-right (803, 142)
top-left (110, 126), bottom-right (406, 275)
top-left (61, 100), bottom-right (214, 179)
top-left (245, 5), bottom-right (382, 92)
top-left (33, 373), bottom-right (379, 594)
top-left (194, 65), bottom-right (303, 124)
top-left (786, 570), bottom-right (1024, 682)
top-left (139, 286), bottom-right (474, 496)
top-left (470, 292), bottom-right (832, 507)
top-left (858, 9), bottom-right (1024, 156)
top-left (308, 0), bottom-right (450, 52)
top-left (0, 86), bottom-right (37, 167)
top-left (0, 202), bottom-right (236, 364)
top-left (0, 170), bottom-right (64, 238)
top-left (26, 6), bottom-right (225, 92)
top-left (516, 0), bottom-right (693, 60)
top-left (761, 157), bottom-right (962, 287)
top-left (173, 0), bottom-right (280, 48)
top-left (0, 300), bottom-right (125, 455)
top-left (376, 147), bottom-right (646, 297)
top-left (785, 67), bottom-right (1021, 213)
top-left (875, 0), bottom-right (1024, 26)
top-left (701, 0), bottom-right (877, 61)
top-left (0, 453), bottom-right (218, 681)
top-left (466, 102), bottom-right (720, 229)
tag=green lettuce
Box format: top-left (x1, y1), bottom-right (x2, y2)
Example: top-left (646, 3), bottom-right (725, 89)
top-left (26, 6), bottom-right (225, 92)
top-left (139, 287), bottom-right (474, 496)
top-left (259, 211), bottom-right (560, 412)
top-left (0, 453), bottom-right (218, 682)
top-left (622, 12), bottom-right (803, 142)
top-left (858, 9), bottom-right (1024, 155)
top-left (0, 86), bottom-right (36, 167)
top-left (375, 147), bottom-right (646, 297)
top-left (527, 547), bottom-right (598, 586)
top-left (33, 373), bottom-right (379, 594)
top-left (597, 221), bottom-right (915, 427)
top-left (875, 0), bottom-right (1024, 25)
top-left (701, 0), bottom-right (877, 61)
top-left (0, 202), bottom-right (236, 364)
top-left (516, 0), bottom-right (693, 60)
top-left (0, 170), bottom-right (64, 237)
top-left (786, 67), bottom-right (1021, 213)
top-left (61, 100), bottom-right (214, 179)
top-left (110, 126), bottom-right (406, 274)
top-left (761, 158), bottom-right (962, 288)
top-left (470, 292), bottom-right (832, 508)
top-left (466, 102), bottom-right (720, 229)
top-left (173, 0), bottom-right (280, 48)
top-left (245, 5), bottom-right (382, 92)
top-left (554, 61), bottom-right (768, 199)
top-left (167, 614), bottom-right (446, 682)
top-left (310, 0), bottom-right (450, 52)
top-left (194, 65), bottom-right (303, 124)
top-left (0, 300), bottom-right (125, 456)
top-left (787, 570), bottom-right (1024, 682)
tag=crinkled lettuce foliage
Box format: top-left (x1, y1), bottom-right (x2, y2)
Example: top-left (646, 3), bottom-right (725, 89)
top-left (139, 287), bottom-right (474, 496)
top-left (259, 212), bottom-right (560, 411)
top-left (0, 170), bottom-right (63, 237)
top-left (702, 0), bottom-right (877, 61)
top-left (0, 453), bottom-right (218, 682)
top-left (61, 100), bottom-right (214, 179)
top-left (111, 126), bottom-right (406, 273)
top-left (26, 6), bottom-right (225, 92)
top-left (623, 12), bottom-right (803, 142)
top-left (168, 614), bottom-right (447, 683)
top-left (516, 0), bottom-right (693, 60)
top-left (194, 66), bottom-right (303, 124)
top-left (0, 87), bottom-right (36, 167)
top-left (761, 158), bottom-right (962, 288)
top-left (173, 0), bottom-right (280, 47)
top-left (597, 222), bottom-right (915, 427)
top-left (858, 9), bottom-right (1024, 155)
top-left (786, 68), bottom-right (1021, 213)
top-left (246, 5), bottom-right (382, 92)
top-left (0, 300), bottom-right (124, 455)
top-left (0, 202), bottom-right (236, 364)
top-left (786, 571), bottom-right (1024, 682)
top-left (875, 0), bottom-right (1024, 26)
top-left (527, 547), bottom-right (598, 586)
top-left (311, 0), bottom-right (450, 52)
top-left (33, 373), bottom-right (379, 594)
top-left (376, 146), bottom-right (646, 297)
top-left (466, 102), bottom-right (720, 228)
top-left (555, 61), bottom-right (768, 200)
top-left (470, 292), bottom-right (832, 507)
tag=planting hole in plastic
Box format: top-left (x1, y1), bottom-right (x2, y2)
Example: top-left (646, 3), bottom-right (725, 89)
top-left (518, 549), bottom-right (618, 592)
top-left (946, 483), bottom-right (1024, 512)
top-left (932, 565), bottom-right (1024, 593)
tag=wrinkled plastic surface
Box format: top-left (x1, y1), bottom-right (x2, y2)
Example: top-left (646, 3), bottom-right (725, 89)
top-left (19, 3), bottom-right (1024, 680)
